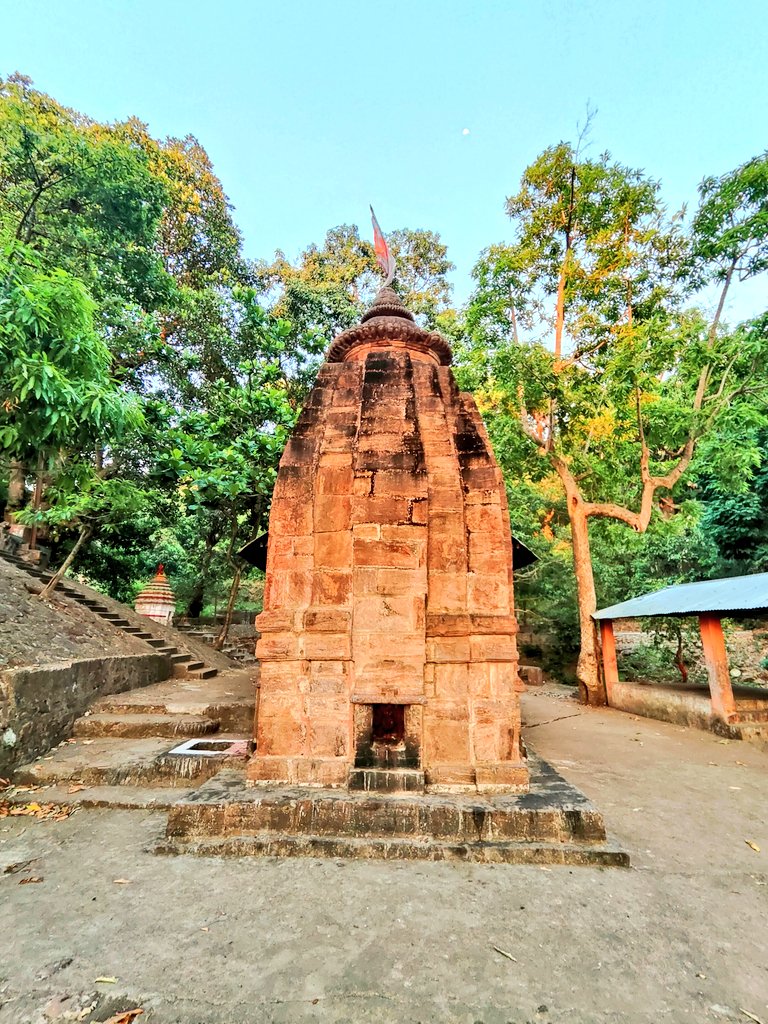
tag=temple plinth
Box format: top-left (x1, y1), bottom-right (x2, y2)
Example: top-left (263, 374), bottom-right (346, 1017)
top-left (249, 287), bottom-right (529, 793)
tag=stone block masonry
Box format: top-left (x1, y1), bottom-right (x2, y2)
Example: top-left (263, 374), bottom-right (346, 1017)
top-left (0, 653), bottom-right (169, 775)
top-left (249, 287), bottom-right (529, 793)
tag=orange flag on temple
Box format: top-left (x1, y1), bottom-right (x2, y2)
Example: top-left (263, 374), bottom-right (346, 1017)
top-left (370, 205), bottom-right (396, 285)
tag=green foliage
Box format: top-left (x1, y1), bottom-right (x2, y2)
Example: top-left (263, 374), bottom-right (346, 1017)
top-left (692, 152), bottom-right (768, 283)
top-left (256, 223), bottom-right (454, 345)
top-left (0, 246), bottom-right (141, 461)
top-left (0, 74), bottom-right (170, 312)
top-left (3, 73), bottom-right (768, 671)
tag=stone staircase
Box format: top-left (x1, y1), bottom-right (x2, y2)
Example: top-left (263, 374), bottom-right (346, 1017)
top-left (9, 670), bottom-right (256, 808)
top-left (175, 621), bottom-right (258, 667)
top-left (0, 545), bottom-right (219, 680)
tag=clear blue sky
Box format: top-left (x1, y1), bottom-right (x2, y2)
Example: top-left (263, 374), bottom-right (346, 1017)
top-left (2, 0), bottom-right (766, 316)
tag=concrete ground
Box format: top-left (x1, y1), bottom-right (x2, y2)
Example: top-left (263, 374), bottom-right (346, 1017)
top-left (1, 687), bottom-right (766, 1024)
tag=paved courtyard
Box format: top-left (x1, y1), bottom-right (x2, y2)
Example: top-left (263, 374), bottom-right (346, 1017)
top-left (2, 688), bottom-right (766, 1024)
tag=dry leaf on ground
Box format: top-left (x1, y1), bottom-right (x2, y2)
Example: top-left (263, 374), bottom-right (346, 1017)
top-left (103, 1011), bottom-right (144, 1024)
top-left (67, 784), bottom-right (86, 794)
top-left (745, 840), bottom-right (761, 853)
top-left (19, 876), bottom-right (43, 884)
top-left (2, 801), bottom-right (73, 821)
top-left (94, 976), bottom-right (118, 984)
top-left (112, 878), bottom-right (131, 884)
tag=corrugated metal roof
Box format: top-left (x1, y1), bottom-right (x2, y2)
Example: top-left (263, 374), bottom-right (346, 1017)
top-left (593, 572), bottom-right (768, 620)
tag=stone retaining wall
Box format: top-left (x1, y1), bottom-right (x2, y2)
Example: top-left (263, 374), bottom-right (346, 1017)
top-left (0, 653), bottom-right (169, 775)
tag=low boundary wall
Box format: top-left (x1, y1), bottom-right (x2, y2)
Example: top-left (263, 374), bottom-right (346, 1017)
top-left (609, 679), bottom-right (720, 732)
top-left (1, 653), bottom-right (170, 775)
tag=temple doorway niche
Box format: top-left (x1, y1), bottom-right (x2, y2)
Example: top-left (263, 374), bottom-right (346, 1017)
top-left (353, 702), bottom-right (421, 770)
top-left (372, 703), bottom-right (405, 745)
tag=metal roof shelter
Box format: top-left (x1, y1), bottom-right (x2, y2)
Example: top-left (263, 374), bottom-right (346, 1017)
top-left (594, 572), bottom-right (768, 621)
top-left (593, 572), bottom-right (768, 728)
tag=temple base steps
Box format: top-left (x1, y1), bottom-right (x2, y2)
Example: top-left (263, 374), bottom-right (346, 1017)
top-left (347, 767), bottom-right (426, 792)
top-left (155, 756), bottom-right (629, 866)
top-left (154, 832), bottom-right (628, 866)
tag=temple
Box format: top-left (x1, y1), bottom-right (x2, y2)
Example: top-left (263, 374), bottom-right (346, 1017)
top-left (248, 286), bottom-right (529, 793)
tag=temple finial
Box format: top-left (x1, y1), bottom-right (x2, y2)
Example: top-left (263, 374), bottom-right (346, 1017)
top-left (360, 286), bottom-right (415, 324)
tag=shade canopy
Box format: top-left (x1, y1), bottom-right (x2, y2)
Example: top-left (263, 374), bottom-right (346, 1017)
top-left (593, 572), bottom-right (768, 621)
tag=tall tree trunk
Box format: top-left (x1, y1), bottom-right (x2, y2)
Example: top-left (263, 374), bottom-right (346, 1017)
top-left (569, 500), bottom-right (606, 705)
top-left (6, 461), bottom-right (26, 514)
top-left (214, 564), bottom-right (241, 651)
top-left (509, 290), bottom-right (520, 345)
top-left (28, 453), bottom-right (44, 550)
top-left (554, 165), bottom-right (576, 361)
top-left (708, 258), bottom-right (737, 346)
top-left (673, 629), bottom-right (688, 685)
top-left (185, 529), bottom-right (218, 618)
top-left (554, 263), bottom-right (567, 360)
top-left (38, 524), bottom-right (92, 600)
top-left (555, 468), bottom-right (607, 706)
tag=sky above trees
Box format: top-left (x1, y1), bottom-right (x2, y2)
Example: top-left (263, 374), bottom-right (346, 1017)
top-left (2, 0), bottom-right (766, 319)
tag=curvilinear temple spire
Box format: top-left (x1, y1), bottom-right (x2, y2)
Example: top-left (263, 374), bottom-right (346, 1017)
top-left (248, 280), bottom-right (530, 793)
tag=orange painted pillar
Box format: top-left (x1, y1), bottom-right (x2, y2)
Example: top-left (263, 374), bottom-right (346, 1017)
top-left (699, 614), bottom-right (736, 721)
top-left (600, 619), bottom-right (619, 704)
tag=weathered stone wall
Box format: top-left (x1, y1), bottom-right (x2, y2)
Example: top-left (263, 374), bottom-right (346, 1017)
top-left (609, 678), bottom-right (768, 739)
top-left (250, 332), bottom-right (527, 792)
top-left (0, 653), bottom-right (169, 774)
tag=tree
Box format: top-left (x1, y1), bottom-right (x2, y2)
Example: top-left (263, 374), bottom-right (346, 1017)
top-left (0, 76), bottom-right (259, 608)
top-left (0, 74), bottom-right (170, 313)
top-left (466, 146), bottom-right (768, 704)
top-left (154, 293), bottom-right (300, 644)
top-left (257, 223), bottom-right (454, 335)
top-left (0, 245), bottom-right (141, 466)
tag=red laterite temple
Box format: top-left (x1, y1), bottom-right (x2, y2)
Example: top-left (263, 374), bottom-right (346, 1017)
top-left (248, 287), bottom-right (529, 794)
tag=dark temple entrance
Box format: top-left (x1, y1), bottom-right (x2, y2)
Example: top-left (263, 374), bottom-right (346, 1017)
top-left (371, 704), bottom-right (405, 746)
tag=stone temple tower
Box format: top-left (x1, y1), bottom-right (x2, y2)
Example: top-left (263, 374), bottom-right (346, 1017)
top-left (248, 287), bottom-right (529, 793)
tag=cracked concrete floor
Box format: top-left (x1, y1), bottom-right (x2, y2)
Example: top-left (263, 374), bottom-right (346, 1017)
top-left (1, 688), bottom-right (766, 1024)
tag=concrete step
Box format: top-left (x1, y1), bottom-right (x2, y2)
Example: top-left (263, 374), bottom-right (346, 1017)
top-left (171, 653), bottom-right (193, 664)
top-left (348, 768), bottom-right (425, 793)
top-left (90, 698), bottom-right (252, 732)
top-left (133, 632), bottom-right (154, 640)
top-left (4, 785), bottom-right (195, 811)
top-left (174, 664), bottom-right (218, 679)
top-left (14, 737), bottom-right (246, 788)
top-left (73, 713), bottom-right (220, 739)
top-left (155, 832), bottom-right (630, 866)
top-left (146, 637), bottom-right (170, 648)
top-left (155, 646), bottom-right (178, 657)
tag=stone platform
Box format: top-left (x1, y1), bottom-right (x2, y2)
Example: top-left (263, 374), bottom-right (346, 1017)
top-left (156, 755), bottom-right (628, 866)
